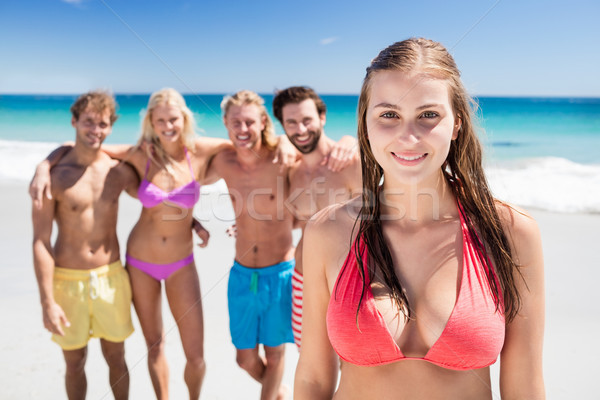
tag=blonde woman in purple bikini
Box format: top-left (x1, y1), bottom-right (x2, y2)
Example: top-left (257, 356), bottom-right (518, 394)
top-left (108, 88), bottom-right (228, 399)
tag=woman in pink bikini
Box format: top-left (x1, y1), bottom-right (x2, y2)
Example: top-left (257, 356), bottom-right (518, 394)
top-left (295, 39), bottom-right (545, 399)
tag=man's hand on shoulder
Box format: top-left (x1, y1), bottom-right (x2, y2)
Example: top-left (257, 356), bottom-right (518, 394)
top-left (29, 144), bottom-right (75, 209)
top-left (30, 161), bottom-right (53, 209)
top-left (321, 135), bottom-right (358, 172)
top-left (274, 135), bottom-right (301, 172)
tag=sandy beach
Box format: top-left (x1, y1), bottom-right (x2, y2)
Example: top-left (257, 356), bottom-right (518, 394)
top-left (1, 179), bottom-right (598, 399)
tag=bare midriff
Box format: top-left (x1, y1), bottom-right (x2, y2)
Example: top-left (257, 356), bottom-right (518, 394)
top-left (126, 204), bottom-right (195, 264)
top-left (333, 360), bottom-right (493, 400)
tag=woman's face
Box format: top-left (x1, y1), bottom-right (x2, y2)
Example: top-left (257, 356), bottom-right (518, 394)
top-left (365, 70), bottom-right (460, 187)
top-left (150, 103), bottom-right (185, 145)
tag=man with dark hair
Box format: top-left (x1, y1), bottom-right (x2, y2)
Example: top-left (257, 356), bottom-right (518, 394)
top-left (272, 86), bottom-right (362, 348)
top-left (32, 90), bottom-right (138, 400)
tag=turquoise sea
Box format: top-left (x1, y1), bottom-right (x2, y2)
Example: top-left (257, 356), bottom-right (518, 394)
top-left (1, 94), bottom-right (599, 213)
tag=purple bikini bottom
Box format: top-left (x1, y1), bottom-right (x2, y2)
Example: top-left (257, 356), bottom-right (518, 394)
top-left (126, 253), bottom-right (194, 281)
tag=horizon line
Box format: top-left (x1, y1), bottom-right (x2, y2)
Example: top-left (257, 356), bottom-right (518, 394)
top-left (1, 92), bottom-right (600, 100)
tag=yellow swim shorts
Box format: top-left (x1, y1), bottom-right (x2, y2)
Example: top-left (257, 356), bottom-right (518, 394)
top-left (52, 260), bottom-right (134, 350)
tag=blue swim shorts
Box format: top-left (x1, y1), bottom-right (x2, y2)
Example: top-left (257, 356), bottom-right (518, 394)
top-left (227, 259), bottom-right (295, 349)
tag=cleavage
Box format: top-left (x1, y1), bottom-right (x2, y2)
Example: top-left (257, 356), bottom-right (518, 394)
top-left (369, 238), bottom-right (463, 357)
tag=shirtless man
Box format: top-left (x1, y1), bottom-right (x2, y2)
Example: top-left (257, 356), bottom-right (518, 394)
top-left (31, 91), bottom-right (139, 400)
top-left (272, 86), bottom-right (362, 348)
top-left (204, 90), bottom-right (295, 400)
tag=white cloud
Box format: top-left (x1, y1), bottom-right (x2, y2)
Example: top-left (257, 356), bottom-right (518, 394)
top-left (61, 0), bottom-right (84, 5)
top-left (319, 37), bottom-right (339, 46)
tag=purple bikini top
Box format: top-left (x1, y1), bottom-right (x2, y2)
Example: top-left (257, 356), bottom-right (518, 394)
top-left (137, 147), bottom-right (201, 209)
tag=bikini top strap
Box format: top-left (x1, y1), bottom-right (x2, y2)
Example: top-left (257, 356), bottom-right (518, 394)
top-left (143, 158), bottom-right (151, 179)
top-left (184, 147), bottom-right (195, 178)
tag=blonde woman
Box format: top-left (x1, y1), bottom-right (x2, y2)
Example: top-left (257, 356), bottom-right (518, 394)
top-left (103, 88), bottom-right (226, 399)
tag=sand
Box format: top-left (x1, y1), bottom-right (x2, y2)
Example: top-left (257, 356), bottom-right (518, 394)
top-left (1, 180), bottom-right (598, 399)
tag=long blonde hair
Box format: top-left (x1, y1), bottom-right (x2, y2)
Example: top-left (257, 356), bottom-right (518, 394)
top-left (137, 88), bottom-right (197, 172)
top-left (350, 38), bottom-right (522, 323)
top-left (221, 90), bottom-right (278, 151)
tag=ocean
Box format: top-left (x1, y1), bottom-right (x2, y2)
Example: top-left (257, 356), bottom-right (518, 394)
top-left (1, 94), bottom-right (599, 214)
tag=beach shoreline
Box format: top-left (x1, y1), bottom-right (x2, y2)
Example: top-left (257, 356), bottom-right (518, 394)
top-left (2, 180), bottom-right (598, 399)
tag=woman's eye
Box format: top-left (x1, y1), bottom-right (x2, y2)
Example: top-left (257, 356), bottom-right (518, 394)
top-left (421, 111), bottom-right (438, 118)
top-left (381, 111), bottom-right (397, 119)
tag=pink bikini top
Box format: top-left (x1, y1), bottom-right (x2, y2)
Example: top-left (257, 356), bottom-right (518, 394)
top-left (326, 207), bottom-right (505, 371)
top-left (137, 148), bottom-right (201, 209)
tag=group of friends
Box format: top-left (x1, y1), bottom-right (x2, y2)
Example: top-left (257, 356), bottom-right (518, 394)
top-left (30, 38), bottom-right (545, 400)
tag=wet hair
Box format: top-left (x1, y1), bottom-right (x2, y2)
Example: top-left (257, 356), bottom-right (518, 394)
top-left (137, 88), bottom-right (197, 172)
top-left (221, 90), bottom-right (277, 151)
top-left (272, 86), bottom-right (327, 125)
top-left (70, 90), bottom-right (118, 124)
top-left (351, 37), bottom-right (522, 323)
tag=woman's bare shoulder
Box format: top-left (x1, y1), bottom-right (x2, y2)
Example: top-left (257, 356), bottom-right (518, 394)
top-left (309, 196), bottom-right (360, 229)
top-left (495, 202), bottom-right (539, 241)
top-left (495, 201), bottom-right (542, 266)
top-left (305, 196), bottom-right (361, 251)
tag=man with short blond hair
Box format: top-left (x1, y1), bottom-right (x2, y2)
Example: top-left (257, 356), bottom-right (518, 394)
top-left (207, 90), bottom-right (296, 400)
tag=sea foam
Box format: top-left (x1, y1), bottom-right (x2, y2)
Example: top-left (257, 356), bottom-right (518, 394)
top-left (0, 140), bottom-right (59, 183)
top-left (487, 157), bottom-right (600, 214)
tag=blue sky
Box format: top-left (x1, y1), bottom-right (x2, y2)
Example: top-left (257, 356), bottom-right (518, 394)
top-left (1, 0), bottom-right (599, 96)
